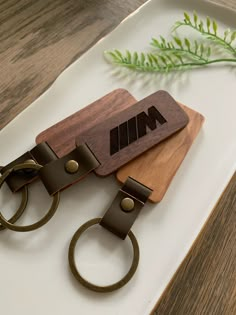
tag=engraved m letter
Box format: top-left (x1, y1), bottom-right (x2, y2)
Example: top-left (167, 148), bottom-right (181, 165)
top-left (137, 106), bottom-right (167, 138)
top-left (110, 106), bottom-right (167, 155)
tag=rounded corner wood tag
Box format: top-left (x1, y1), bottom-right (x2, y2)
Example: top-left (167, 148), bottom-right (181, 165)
top-left (116, 103), bottom-right (205, 203)
top-left (76, 90), bottom-right (189, 176)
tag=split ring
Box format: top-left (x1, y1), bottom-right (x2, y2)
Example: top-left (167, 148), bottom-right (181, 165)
top-left (0, 168), bottom-right (28, 231)
top-left (68, 218), bottom-right (139, 293)
top-left (0, 163), bottom-right (60, 232)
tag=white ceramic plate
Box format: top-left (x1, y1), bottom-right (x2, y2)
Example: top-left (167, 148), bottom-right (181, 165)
top-left (0, 1), bottom-right (235, 314)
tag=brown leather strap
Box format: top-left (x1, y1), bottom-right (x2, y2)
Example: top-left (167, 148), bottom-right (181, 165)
top-left (100, 177), bottom-right (152, 239)
top-left (1, 142), bottom-right (100, 195)
top-left (1, 142), bottom-right (58, 192)
top-left (39, 144), bottom-right (100, 195)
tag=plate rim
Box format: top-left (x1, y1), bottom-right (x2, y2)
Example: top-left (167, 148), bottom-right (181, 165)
top-left (1, 1), bottom-right (235, 314)
top-left (149, 173), bottom-right (234, 314)
top-left (131, 1), bottom-right (236, 313)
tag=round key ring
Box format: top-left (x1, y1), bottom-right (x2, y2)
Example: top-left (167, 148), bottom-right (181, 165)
top-left (0, 167), bottom-right (28, 231)
top-left (68, 218), bottom-right (140, 293)
top-left (0, 163), bottom-right (60, 232)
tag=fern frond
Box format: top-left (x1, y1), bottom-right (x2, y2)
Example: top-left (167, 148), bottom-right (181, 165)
top-left (104, 13), bottom-right (236, 74)
top-left (151, 36), bottom-right (211, 62)
top-left (104, 48), bottom-right (236, 73)
top-left (104, 49), bottom-right (234, 73)
top-left (173, 12), bottom-right (236, 55)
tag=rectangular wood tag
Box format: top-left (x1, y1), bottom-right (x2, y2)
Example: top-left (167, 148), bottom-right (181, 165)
top-left (36, 89), bottom-right (204, 203)
top-left (116, 103), bottom-right (205, 203)
top-left (76, 91), bottom-right (189, 176)
top-left (36, 89), bottom-right (136, 157)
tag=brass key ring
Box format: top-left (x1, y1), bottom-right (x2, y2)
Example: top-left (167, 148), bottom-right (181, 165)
top-left (0, 163), bottom-right (60, 232)
top-left (68, 218), bottom-right (140, 293)
top-left (0, 167), bottom-right (28, 231)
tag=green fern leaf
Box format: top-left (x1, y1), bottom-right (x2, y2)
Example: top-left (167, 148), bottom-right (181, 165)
top-left (151, 38), bottom-right (160, 47)
top-left (206, 47), bottom-right (211, 58)
top-left (173, 36), bottom-right (183, 48)
top-left (133, 52), bottom-right (138, 64)
top-left (166, 54), bottom-right (175, 65)
top-left (193, 12), bottom-right (198, 26)
top-left (200, 44), bottom-right (204, 57)
top-left (224, 29), bottom-right (230, 40)
top-left (213, 20), bottom-right (218, 35)
top-left (199, 21), bottom-right (204, 32)
top-left (140, 53), bottom-right (145, 66)
top-left (184, 38), bottom-right (191, 51)
top-left (160, 55), bottom-right (167, 65)
top-left (184, 12), bottom-right (191, 23)
top-left (106, 51), bottom-right (120, 62)
top-left (206, 17), bottom-right (211, 32)
top-left (149, 53), bottom-right (158, 64)
top-left (160, 36), bottom-right (166, 46)
top-left (194, 40), bottom-right (199, 53)
top-left (230, 31), bottom-right (236, 43)
top-left (175, 55), bottom-right (184, 64)
top-left (126, 50), bottom-right (132, 63)
top-left (114, 50), bottom-right (123, 60)
top-left (147, 53), bottom-right (153, 66)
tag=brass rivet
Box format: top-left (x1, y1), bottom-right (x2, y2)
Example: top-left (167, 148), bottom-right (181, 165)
top-left (65, 160), bottom-right (79, 174)
top-left (24, 159), bottom-right (36, 165)
top-left (120, 197), bottom-right (135, 212)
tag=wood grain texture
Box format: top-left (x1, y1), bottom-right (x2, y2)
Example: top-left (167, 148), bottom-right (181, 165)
top-left (0, 0), bottom-right (235, 314)
top-left (0, 0), bottom-right (146, 130)
top-left (36, 89), bottom-right (137, 157)
top-left (77, 91), bottom-right (189, 176)
top-left (117, 104), bottom-right (204, 203)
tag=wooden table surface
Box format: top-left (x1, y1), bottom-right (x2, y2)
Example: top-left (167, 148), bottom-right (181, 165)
top-left (0, 0), bottom-right (235, 314)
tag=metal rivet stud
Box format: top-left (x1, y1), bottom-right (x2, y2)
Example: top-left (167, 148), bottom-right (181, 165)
top-left (120, 197), bottom-right (135, 212)
top-left (65, 160), bottom-right (79, 174)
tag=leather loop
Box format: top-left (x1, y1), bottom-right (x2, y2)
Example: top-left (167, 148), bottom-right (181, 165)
top-left (1, 142), bottom-right (58, 192)
top-left (39, 144), bottom-right (100, 195)
top-left (100, 177), bottom-right (152, 239)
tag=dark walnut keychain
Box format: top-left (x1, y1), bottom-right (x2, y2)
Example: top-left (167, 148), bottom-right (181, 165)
top-left (0, 90), bottom-right (204, 292)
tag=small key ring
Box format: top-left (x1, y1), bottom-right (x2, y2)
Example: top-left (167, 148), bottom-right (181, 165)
top-left (68, 218), bottom-right (140, 293)
top-left (0, 168), bottom-right (28, 231)
top-left (0, 163), bottom-right (60, 232)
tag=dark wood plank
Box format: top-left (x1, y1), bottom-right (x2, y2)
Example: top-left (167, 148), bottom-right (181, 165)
top-left (0, 0), bottom-right (146, 129)
top-left (77, 91), bottom-right (189, 176)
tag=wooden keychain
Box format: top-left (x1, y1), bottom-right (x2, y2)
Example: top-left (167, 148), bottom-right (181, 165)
top-left (0, 89), bottom-right (188, 232)
top-left (65, 91), bottom-right (204, 292)
top-left (0, 89), bottom-right (134, 230)
top-left (0, 89), bottom-right (203, 292)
